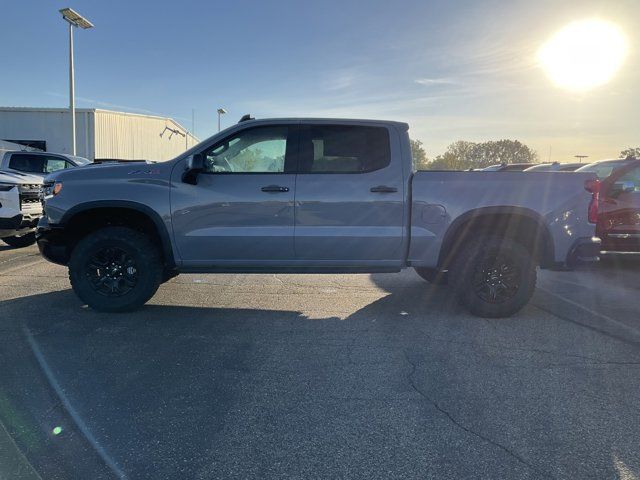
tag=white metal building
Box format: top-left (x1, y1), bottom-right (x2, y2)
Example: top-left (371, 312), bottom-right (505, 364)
top-left (0, 107), bottom-right (199, 161)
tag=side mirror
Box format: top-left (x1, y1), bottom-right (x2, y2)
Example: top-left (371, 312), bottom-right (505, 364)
top-left (182, 153), bottom-right (205, 185)
top-left (610, 180), bottom-right (635, 197)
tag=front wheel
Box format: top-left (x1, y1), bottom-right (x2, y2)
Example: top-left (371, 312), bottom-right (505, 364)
top-left (448, 235), bottom-right (536, 318)
top-left (2, 232), bottom-right (36, 248)
top-left (68, 227), bottom-right (162, 312)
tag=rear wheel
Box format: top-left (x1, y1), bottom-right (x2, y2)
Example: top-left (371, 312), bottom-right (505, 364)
top-left (69, 227), bottom-right (162, 312)
top-left (414, 267), bottom-right (448, 285)
top-left (449, 235), bottom-right (536, 318)
top-left (2, 232), bottom-right (36, 248)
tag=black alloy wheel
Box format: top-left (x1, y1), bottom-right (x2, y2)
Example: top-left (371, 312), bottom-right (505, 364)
top-left (471, 250), bottom-right (520, 304)
top-left (86, 246), bottom-right (139, 297)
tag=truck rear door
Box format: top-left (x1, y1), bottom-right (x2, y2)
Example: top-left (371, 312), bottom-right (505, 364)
top-left (293, 123), bottom-right (405, 266)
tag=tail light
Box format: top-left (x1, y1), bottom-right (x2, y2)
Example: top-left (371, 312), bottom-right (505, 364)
top-left (585, 179), bottom-right (600, 224)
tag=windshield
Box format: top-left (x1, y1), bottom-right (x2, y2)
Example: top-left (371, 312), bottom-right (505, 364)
top-left (68, 155), bottom-right (92, 165)
top-left (524, 163), bottom-right (554, 171)
top-left (575, 159), bottom-right (631, 179)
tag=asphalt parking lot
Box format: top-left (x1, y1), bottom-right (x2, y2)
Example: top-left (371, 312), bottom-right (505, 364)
top-left (1, 245), bottom-right (639, 479)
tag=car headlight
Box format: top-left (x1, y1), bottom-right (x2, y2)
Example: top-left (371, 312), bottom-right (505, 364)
top-left (43, 182), bottom-right (63, 199)
top-left (0, 183), bottom-right (16, 192)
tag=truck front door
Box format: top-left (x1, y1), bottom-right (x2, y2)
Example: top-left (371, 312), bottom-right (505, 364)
top-left (294, 123), bottom-right (405, 266)
top-left (171, 124), bottom-right (298, 267)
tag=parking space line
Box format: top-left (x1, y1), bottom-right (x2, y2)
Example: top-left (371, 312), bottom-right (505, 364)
top-left (0, 258), bottom-right (46, 276)
top-left (24, 327), bottom-right (127, 480)
top-left (0, 253), bottom-right (39, 267)
top-left (538, 286), bottom-right (640, 339)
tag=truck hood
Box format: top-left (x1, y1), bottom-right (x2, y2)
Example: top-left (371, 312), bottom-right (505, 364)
top-left (0, 170), bottom-right (44, 185)
top-left (45, 160), bottom-right (172, 183)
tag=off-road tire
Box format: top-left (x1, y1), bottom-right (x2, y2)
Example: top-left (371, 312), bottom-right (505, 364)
top-left (69, 227), bottom-right (162, 312)
top-left (2, 232), bottom-right (36, 248)
top-left (448, 235), bottom-right (536, 318)
top-left (414, 267), bottom-right (448, 285)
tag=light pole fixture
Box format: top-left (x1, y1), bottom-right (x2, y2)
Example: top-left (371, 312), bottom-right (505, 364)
top-left (574, 155), bottom-right (589, 163)
top-left (217, 108), bottom-right (227, 132)
top-left (60, 8), bottom-right (94, 156)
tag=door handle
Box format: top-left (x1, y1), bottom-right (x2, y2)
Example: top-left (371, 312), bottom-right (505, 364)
top-left (370, 185), bottom-right (398, 193)
top-left (261, 185), bottom-right (290, 193)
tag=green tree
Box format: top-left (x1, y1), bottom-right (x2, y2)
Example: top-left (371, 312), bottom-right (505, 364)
top-left (472, 140), bottom-right (538, 167)
top-left (410, 139), bottom-right (429, 170)
top-left (619, 147), bottom-right (640, 159)
top-left (426, 139), bottom-right (538, 170)
top-left (427, 141), bottom-right (477, 170)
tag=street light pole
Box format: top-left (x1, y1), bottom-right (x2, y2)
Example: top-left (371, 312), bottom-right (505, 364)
top-left (68, 21), bottom-right (76, 155)
top-left (60, 8), bottom-right (93, 156)
top-left (574, 155), bottom-right (589, 164)
top-left (217, 108), bottom-right (227, 132)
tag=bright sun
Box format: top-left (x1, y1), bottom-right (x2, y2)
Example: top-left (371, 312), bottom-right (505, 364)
top-left (538, 19), bottom-right (628, 92)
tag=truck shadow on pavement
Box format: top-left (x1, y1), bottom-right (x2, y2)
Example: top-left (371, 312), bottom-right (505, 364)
top-left (1, 276), bottom-right (640, 479)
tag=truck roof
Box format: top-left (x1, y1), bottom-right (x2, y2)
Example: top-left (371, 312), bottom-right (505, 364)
top-left (234, 117), bottom-right (410, 129)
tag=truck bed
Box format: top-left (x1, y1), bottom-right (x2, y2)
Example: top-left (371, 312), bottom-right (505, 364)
top-left (408, 171), bottom-right (597, 267)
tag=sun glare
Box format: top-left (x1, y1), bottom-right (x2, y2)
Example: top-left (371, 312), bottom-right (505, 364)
top-left (538, 19), bottom-right (628, 92)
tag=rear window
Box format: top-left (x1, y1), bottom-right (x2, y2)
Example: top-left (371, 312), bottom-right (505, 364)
top-left (298, 125), bottom-right (390, 173)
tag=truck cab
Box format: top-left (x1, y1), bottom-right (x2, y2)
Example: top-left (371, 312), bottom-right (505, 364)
top-left (174, 119), bottom-right (409, 270)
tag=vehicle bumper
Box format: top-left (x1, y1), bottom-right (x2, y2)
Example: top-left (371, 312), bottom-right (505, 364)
top-left (0, 214), bottom-right (23, 231)
top-left (600, 233), bottom-right (640, 253)
top-left (36, 217), bottom-right (69, 265)
top-left (567, 236), bottom-right (601, 264)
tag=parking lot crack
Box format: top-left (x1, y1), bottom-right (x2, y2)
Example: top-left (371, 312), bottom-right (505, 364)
top-left (403, 350), bottom-right (557, 480)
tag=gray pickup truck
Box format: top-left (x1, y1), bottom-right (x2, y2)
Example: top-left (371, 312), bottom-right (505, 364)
top-left (36, 117), bottom-right (600, 317)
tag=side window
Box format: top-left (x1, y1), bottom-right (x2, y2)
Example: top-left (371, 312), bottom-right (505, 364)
top-left (298, 125), bottom-right (390, 173)
top-left (611, 166), bottom-right (640, 194)
top-left (618, 167), bottom-right (640, 186)
top-left (202, 126), bottom-right (289, 173)
top-left (8, 154), bottom-right (46, 173)
top-left (44, 158), bottom-right (69, 173)
top-left (594, 166), bottom-right (616, 179)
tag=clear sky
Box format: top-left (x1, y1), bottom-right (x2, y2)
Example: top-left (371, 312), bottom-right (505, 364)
top-left (2, 0), bottom-right (638, 162)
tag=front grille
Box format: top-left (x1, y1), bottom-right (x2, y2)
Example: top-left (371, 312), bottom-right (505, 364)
top-left (19, 184), bottom-right (43, 211)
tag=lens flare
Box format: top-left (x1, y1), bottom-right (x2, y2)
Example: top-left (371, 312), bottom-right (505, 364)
top-left (538, 19), bottom-right (628, 92)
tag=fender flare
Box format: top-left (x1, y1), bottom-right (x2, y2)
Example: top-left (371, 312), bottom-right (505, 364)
top-left (438, 206), bottom-right (555, 268)
top-left (60, 200), bottom-right (176, 268)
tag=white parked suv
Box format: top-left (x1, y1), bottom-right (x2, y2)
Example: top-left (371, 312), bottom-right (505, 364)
top-left (0, 170), bottom-right (43, 248)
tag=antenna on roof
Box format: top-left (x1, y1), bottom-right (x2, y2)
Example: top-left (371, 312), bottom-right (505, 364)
top-left (238, 114), bottom-right (254, 123)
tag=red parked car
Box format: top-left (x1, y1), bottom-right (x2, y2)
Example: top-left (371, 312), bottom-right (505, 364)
top-left (576, 158), bottom-right (640, 253)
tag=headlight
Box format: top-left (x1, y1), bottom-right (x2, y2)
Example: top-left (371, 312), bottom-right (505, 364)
top-left (0, 183), bottom-right (15, 192)
top-left (43, 182), bottom-right (63, 199)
